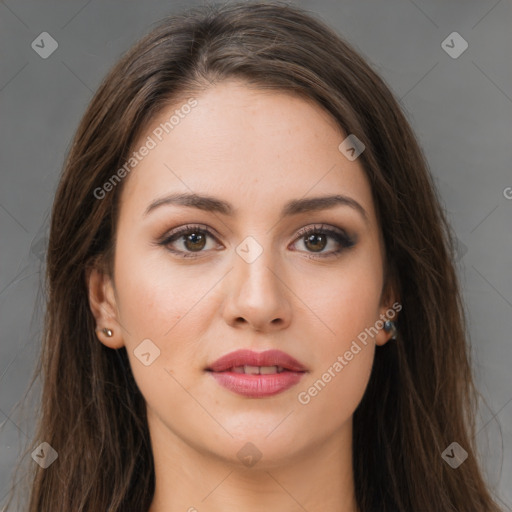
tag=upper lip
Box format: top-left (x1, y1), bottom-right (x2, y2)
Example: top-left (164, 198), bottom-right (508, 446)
top-left (206, 349), bottom-right (308, 372)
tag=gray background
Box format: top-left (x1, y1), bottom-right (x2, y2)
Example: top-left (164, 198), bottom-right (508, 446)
top-left (0, 0), bottom-right (511, 510)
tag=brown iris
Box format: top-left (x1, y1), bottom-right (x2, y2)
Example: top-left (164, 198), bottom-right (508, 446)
top-left (304, 233), bottom-right (327, 252)
top-left (183, 232), bottom-right (206, 251)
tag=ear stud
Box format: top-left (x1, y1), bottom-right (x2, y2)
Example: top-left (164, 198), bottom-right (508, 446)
top-left (102, 327), bottom-right (113, 337)
top-left (383, 320), bottom-right (397, 340)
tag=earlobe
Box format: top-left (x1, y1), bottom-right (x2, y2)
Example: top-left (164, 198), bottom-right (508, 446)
top-left (86, 266), bottom-right (125, 349)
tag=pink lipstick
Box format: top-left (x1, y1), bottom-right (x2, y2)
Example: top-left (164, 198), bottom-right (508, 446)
top-left (205, 349), bottom-right (307, 398)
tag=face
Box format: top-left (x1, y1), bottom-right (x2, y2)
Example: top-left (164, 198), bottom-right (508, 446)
top-left (88, 79), bottom-right (397, 467)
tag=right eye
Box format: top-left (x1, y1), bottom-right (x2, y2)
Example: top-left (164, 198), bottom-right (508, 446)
top-left (158, 224), bottom-right (222, 258)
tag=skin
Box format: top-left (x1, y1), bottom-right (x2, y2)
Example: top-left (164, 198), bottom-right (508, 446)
top-left (87, 79), bottom-right (398, 512)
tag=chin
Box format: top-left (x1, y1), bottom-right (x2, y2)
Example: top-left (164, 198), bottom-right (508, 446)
top-left (208, 426), bottom-right (311, 468)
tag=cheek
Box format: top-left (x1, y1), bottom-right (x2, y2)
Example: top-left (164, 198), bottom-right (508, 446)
top-left (293, 282), bottom-right (378, 433)
top-left (294, 342), bottom-right (374, 441)
top-left (292, 253), bottom-right (383, 344)
top-left (112, 233), bottom-right (235, 394)
top-left (113, 235), bottom-right (210, 339)
top-left (290, 253), bottom-right (382, 425)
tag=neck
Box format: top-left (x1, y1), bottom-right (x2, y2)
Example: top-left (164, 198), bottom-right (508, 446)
top-left (147, 411), bottom-right (360, 512)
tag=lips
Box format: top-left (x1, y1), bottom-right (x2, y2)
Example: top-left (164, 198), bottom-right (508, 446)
top-left (205, 349), bottom-right (307, 398)
top-left (206, 349), bottom-right (307, 373)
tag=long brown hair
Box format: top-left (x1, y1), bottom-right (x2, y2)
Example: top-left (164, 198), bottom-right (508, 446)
top-left (3, 2), bottom-right (506, 511)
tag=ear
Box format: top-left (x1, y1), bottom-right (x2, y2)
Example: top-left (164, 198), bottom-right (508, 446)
top-left (86, 263), bottom-right (125, 349)
top-left (375, 276), bottom-right (401, 347)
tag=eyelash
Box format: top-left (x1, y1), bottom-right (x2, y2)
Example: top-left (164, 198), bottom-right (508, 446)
top-left (157, 223), bottom-right (356, 260)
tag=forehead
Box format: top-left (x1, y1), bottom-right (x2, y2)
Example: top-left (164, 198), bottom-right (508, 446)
top-left (118, 80), bottom-right (377, 227)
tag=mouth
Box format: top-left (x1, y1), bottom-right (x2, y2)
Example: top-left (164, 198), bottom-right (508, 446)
top-left (205, 349), bottom-right (307, 398)
top-left (222, 365), bottom-right (288, 374)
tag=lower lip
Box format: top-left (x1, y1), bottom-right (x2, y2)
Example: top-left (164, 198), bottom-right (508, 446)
top-left (208, 370), bottom-right (305, 398)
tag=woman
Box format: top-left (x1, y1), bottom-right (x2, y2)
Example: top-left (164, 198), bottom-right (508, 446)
top-left (4, 1), bottom-right (506, 511)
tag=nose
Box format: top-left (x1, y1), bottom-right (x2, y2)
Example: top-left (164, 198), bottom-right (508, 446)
top-left (220, 241), bottom-right (292, 332)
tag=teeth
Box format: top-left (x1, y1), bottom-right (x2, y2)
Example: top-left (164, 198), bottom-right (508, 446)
top-left (259, 365), bottom-right (278, 374)
top-left (230, 365), bottom-right (286, 374)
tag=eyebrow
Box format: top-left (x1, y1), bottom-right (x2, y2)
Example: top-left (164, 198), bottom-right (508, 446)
top-left (144, 192), bottom-right (369, 225)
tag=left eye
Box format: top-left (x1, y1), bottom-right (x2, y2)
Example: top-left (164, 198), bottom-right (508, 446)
top-left (290, 224), bottom-right (355, 257)
top-left (158, 223), bottom-right (355, 259)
